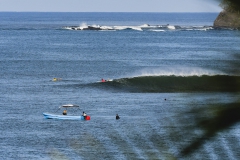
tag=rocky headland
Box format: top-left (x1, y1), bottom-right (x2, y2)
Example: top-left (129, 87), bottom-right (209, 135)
top-left (214, 9), bottom-right (240, 29)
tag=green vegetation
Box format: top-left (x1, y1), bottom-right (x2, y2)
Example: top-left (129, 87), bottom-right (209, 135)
top-left (214, 0), bottom-right (240, 28)
top-left (179, 0), bottom-right (240, 157)
top-left (219, 0), bottom-right (240, 12)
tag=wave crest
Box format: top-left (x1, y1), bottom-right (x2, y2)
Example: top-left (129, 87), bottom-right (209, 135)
top-left (99, 75), bottom-right (240, 93)
top-left (63, 23), bottom-right (215, 32)
top-left (130, 67), bottom-right (226, 77)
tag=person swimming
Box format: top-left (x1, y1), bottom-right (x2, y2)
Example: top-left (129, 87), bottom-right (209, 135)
top-left (116, 114), bottom-right (120, 120)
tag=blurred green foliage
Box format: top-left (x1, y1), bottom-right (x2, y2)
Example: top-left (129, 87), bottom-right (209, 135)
top-left (180, 0), bottom-right (240, 157)
top-left (219, 0), bottom-right (240, 12)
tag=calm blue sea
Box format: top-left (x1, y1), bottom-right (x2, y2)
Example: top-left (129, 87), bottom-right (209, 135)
top-left (1, 12), bottom-right (240, 159)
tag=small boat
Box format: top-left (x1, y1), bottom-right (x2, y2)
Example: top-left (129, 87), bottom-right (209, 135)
top-left (43, 104), bottom-right (90, 120)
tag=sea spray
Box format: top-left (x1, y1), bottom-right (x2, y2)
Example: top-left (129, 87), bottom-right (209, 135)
top-left (130, 67), bottom-right (226, 78)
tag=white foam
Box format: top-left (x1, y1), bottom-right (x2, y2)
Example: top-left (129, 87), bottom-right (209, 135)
top-left (99, 30), bottom-right (116, 32)
top-left (130, 26), bottom-right (143, 31)
top-left (167, 25), bottom-right (176, 30)
top-left (63, 23), bottom-right (214, 32)
top-left (113, 26), bottom-right (128, 30)
top-left (139, 24), bottom-right (151, 28)
top-left (113, 26), bottom-right (142, 31)
top-left (151, 29), bottom-right (165, 32)
top-left (100, 26), bottom-right (114, 30)
top-left (64, 27), bottom-right (73, 30)
top-left (130, 67), bottom-right (226, 77)
top-left (79, 22), bottom-right (88, 30)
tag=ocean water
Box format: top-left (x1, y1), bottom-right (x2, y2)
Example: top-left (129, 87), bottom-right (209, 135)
top-left (0, 12), bottom-right (240, 160)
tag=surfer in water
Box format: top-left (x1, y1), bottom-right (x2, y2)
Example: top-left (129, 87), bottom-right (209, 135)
top-left (101, 78), bottom-right (106, 82)
top-left (116, 114), bottom-right (120, 120)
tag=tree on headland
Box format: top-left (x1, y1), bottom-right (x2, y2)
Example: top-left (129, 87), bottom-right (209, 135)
top-left (214, 0), bottom-right (240, 28)
top-left (219, 0), bottom-right (240, 12)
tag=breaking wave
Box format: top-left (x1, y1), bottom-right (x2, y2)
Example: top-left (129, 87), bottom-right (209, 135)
top-left (94, 75), bottom-right (240, 93)
top-left (63, 23), bottom-right (218, 32)
top-left (54, 67), bottom-right (240, 93)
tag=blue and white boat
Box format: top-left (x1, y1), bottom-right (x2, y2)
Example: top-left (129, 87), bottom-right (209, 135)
top-left (43, 104), bottom-right (91, 120)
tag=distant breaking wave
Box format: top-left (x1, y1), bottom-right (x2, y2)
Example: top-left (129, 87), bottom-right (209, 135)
top-left (58, 68), bottom-right (240, 93)
top-left (94, 75), bottom-right (240, 93)
top-left (63, 23), bottom-right (216, 32)
top-left (80, 68), bottom-right (240, 93)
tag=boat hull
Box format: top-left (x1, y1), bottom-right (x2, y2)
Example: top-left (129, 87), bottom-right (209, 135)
top-left (43, 113), bottom-right (90, 120)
